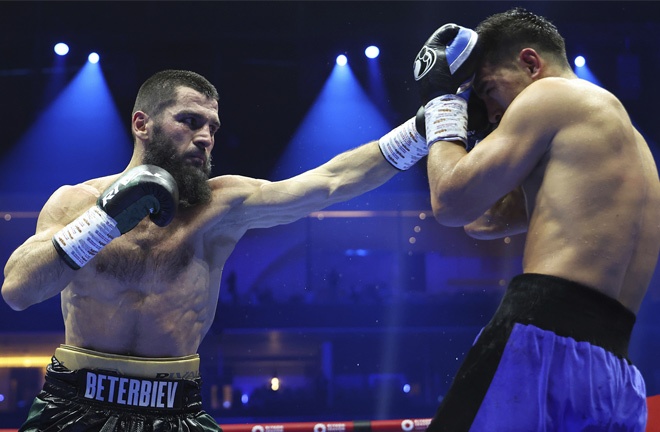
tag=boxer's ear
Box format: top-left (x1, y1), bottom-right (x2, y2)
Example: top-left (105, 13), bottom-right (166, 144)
top-left (519, 48), bottom-right (541, 77)
top-left (133, 111), bottom-right (150, 142)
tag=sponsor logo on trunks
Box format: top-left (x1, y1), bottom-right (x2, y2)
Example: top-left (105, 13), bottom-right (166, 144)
top-left (83, 371), bottom-right (179, 409)
top-left (155, 370), bottom-right (199, 380)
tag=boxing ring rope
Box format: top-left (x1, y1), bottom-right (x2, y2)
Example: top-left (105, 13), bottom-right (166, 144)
top-left (215, 399), bottom-right (660, 432)
top-left (0, 420), bottom-right (432, 432)
top-left (3, 405), bottom-right (660, 432)
top-left (220, 418), bottom-right (432, 432)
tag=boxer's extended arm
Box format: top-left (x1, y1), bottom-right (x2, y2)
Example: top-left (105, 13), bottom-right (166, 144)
top-left (2, 186), bottom-right (90, 310)
top-left (463, 187), bottom-right (528, 239)
top-left (220, 140), bottom-right (402, 230)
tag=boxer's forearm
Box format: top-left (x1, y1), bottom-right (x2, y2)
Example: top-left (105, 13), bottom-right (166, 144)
top-left (463, 188), bottom-right (529, 239)
top-left (320, 140), bottom-right (400, 198)
top-left (427, 141), bottom-right (478, 226)
top-left (2, 235), bottom-right (74, 311)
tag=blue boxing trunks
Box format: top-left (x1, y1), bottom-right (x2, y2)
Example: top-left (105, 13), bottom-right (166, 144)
top-left (426, 273), bottom-right (647, 432)
top-left (19, 345), bottom-right (221, 432)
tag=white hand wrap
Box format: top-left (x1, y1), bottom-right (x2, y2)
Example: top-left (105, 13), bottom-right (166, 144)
top-left (53, 206), bottom-right (121, 269)
top-left (425, 94), bottom-right (468, 146)
top-left (378, 117), bottom-right (427, 170)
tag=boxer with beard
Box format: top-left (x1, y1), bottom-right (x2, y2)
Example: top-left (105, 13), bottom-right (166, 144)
top-left (2, 69), bottom-right (429, 431)
top-left (143, 123), bottom-right (212, 209)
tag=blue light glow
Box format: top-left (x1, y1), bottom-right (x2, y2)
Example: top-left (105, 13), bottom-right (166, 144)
top-left (270, 63), bottom-right (390, 182)
top-left (88, 52), bottom-right (100, 64)
top-left (0, 61), bottom-right (132, 196)
top-left (241, 394), bottom-right (249, 404)
top-left (403, 384), bottom-right (411, 393)
top-left (574, 56), bottom-right (585, 68)
top-left (54, 43), bottom-right (69, 56)
top-left (574, 62), bottom-right (603, 87)
top-left (336, 54), bottom-right (347, 66)
top-left (365, 46), bottom-right (380, 59)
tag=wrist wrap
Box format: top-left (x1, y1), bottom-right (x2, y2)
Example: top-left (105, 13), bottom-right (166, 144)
top-left (52, 206), bottom-right (121, 269)
top-left (378, 117), bottom-right (427, 170)
top-left (425, 95), bottom-right (468, 146)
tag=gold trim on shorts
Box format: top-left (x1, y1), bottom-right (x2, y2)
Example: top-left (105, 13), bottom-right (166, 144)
top-left (54, 344), bottom-right (200, 380)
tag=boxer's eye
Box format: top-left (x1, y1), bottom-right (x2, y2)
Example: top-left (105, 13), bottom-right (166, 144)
top-left (182, 117), bottom-right (200, 130)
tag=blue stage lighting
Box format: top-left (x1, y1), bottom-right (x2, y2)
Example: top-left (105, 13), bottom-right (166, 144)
top-left (403, 384), bottom-right (411, 393)
top-left (336, 54), bottom-right (347, 66)
top-left (0, 61), bottom-right (132, 196)
top-left (54, 43), bottom-right (69, 56)
top-left (574, 59), bottom-right (602, 87)
top-left (88, 52), bottom-right (100, 64)
top-left (365, 46), bottom-right (380, 59)
top-left (241, 394), bottom-right (249, 404)
top-left (574, 56), bottom-right (585, 68)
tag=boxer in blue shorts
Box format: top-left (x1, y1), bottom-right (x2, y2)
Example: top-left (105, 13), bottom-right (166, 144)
top-left (429, 274), bottom-right (646, 431)
top-left (414, 7), bottom-right (659, 431)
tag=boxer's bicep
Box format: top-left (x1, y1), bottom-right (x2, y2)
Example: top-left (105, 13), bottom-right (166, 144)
top-left (2, 185), bottom-right (92, 310)
top-left (241, 173), bottom-right (334, 228)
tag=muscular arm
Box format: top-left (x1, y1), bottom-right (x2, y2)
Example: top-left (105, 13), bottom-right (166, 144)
top-left (2, 185), bottom-right (96, 310)
top-left (219, 140), bottom-right (399, 229)
top-left (427, 80), bottom-right (557, 227)
top-left (463, 187), bottom-right (528, 239)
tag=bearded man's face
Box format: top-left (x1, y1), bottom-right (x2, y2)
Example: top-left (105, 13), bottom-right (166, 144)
top-left (142, 123), bottom-right (213, 208)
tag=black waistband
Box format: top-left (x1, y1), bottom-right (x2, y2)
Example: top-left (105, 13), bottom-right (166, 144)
top-left (491, 273), bottom-right (636, 360)
top-left (43, 356), bottom-right (203, 413)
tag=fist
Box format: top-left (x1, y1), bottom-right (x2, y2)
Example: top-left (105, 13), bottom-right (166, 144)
top-left (414, 23), bottom-right (480, 104)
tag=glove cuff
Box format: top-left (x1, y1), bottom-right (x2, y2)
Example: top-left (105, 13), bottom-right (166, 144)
top-left (52, 206), bottom-right (120, 269)
top-left (424, 95), bottom-right (468, 147)
top-left (378, 117), bottom-right (427, 170)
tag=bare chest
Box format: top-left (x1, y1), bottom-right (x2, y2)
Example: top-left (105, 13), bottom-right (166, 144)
top-left (92, 223), bottom-right (197, 287)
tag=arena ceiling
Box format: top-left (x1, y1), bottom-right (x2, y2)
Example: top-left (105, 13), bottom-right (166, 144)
top-left (1, 1), bottom-right (658, 179)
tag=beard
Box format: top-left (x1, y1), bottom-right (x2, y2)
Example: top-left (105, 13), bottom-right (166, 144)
top-left (142, 126), bottom-right (213, 209)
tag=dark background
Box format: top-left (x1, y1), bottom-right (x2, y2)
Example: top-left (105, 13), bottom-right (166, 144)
top-left (1, 1), bottom-right (658, 179)
top-left (1, 1), bottom-right (659, 427)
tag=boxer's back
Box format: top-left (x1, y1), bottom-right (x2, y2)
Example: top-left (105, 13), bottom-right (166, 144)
top-left (520, 78), bottom-right (660, 312)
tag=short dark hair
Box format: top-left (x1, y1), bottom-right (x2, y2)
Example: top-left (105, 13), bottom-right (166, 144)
top-left (132, 70), bottom-right (219, 117)
top-left (475, 7), bottom-right (569, 68)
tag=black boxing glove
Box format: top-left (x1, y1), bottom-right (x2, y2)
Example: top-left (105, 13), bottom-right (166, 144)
top-left (466, 91), bottom-right (495, 151)
top-left (52, 165), bottom-right (179, 270)
top-left (377, 107), bottom-right (427, 170)
top-left (413, 23), bottom-right (479, 146)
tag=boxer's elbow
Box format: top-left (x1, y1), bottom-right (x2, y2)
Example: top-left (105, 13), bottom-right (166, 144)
top-left (2, 289), bottom-right (27, 311)
top-left (463, 222), bottom-right (500, 240)
top-left (2, 278), bottom-right (32, 311)
top-left (430, 193), bottom-right (476, 227)
top-left (463, 217), bottom-right (528, 240)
